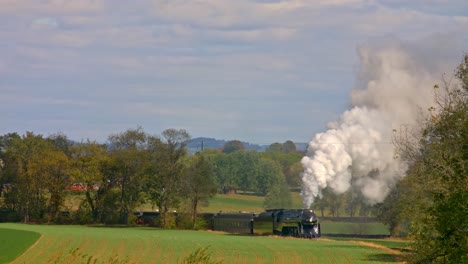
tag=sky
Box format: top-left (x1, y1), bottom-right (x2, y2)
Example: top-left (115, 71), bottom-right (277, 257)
top-left (1, 0), bottom-right (467, 144)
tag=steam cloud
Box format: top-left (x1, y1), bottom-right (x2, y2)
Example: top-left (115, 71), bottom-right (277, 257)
top-left (301, 43), bottom-right (444, 208)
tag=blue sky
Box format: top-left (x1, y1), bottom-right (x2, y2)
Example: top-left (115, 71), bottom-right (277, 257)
top-left (1, 0), bottom-right (467, 144)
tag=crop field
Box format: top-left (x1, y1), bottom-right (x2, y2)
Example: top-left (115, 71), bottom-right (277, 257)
top-left (200, 194), bottom-right (265, 213)
top-left (0, 228), bottom-right (41, 264)
top-left (320, 221), bottom-right (389, 236)
top-left (1, 223), bottom-right (402, 264)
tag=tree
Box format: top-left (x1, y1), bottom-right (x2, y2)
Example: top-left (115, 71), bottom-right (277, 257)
top-left (47, 133), bottom-right (72, 157)
top-left (395, 55), bottom-right (468, 263)
top-left (107, 127), bottom-right (147, 224)
top-left (266, 141), bottom-right (297, 153)
top-left (39, 149), bottom-right (70, 218)
top-left (182, 153), bottom-right (217, 228)
top-left (264, 180), bottom-right (291, 209)
top-left (232, 151), bottom-right (260, 192)
top-left (206, 152), bottom-right (237, 192)
top-left (261, 151), bottom-right (303, 187)
top-left (281, 140), bottom-right (296, 153)
top-left (222, 140), bottom-right (245, 153)
top-left (70, 141), bottom-right (109, 222)
top-left (266, 143), bottom-right (282, 152)
top-left (256, 158), bottom-right (283, 195)
top-left (2, 133), bottom-right (53, 222)
top-left (146, 129), bottom-right (190, 228)
top-left (0, 133), bottom-right (21, 186)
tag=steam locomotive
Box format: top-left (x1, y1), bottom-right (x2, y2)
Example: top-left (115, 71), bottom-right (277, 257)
top-left (212, 209), bottom-right (321, 238)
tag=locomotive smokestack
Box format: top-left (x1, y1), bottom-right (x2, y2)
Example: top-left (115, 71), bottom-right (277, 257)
top-left (301, 40), bottom-right (455, 208)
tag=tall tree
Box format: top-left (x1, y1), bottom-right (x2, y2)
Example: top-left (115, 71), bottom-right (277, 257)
top-left (107, 127), bottom-right (147, 224)
top-left (256, 158), bottom-right (283, 195)
top-left (0, 133), bottom-right (21, 186)
top-left (264, 180), bottom-right (292, 209)
top-left (222, 140), bottom-right (245, 153)
top-left (232, 151), bottom-right (260, 192)
top-left (146, 129), bottom-right (190, 228)
top-left (261, 151), bottom-right (303, 187)
top-left (281, 140), bottom-right (297, 153)
top-left (266, 142), bottom-right (282, 152)
top-left (395, 55), bottom-right (468, 263)
top-left (182, 153), bottom-right (217, 228)
top-left (3, 132), bottom-right (52, 222)
top-left (39, 149), bottom-right (70, 218)
top-left (206, 152), bottom-right (238, 192)
top-left (70, 141), bottom-right (109, 222)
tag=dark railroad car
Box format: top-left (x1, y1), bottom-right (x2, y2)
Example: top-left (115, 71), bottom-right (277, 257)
top-left (212, 209), bottom-right (320, 238)
top-left (212, 213), bottom-right (254, 234)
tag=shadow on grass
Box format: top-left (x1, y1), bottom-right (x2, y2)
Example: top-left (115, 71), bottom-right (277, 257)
top-left (363, 253), bottom-right (399, 263)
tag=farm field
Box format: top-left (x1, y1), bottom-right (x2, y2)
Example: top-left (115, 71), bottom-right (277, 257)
top-left (320, 221), bottom-right (389, 236)
top-left (1, 223), bottom-right (401, 264)
top-left (73, 191), bottom-right (303, 214)
top-left (0, 228), bottom-right (41, 264)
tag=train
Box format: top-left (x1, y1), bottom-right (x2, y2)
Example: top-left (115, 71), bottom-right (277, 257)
top-left (134, 208), bottom-right (321, 239)
top-left (212, 209), bottom-right (321, 238)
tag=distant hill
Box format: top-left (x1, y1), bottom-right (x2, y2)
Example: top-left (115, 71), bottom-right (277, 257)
top-left (186, 137), bottom-right (308, 154)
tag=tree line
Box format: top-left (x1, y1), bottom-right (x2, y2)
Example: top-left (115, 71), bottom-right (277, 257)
top-left (0, 128), bottom-right (303, 227)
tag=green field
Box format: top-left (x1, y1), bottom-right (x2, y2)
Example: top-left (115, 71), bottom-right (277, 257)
top-left (1, 223), bottom-right (401, 264)
top-left (320, 221), bottom-right (389, 236)
top-left (0, 228), bottom-right (41, 264)
top-left (201, 194), bottom-right (265, 213)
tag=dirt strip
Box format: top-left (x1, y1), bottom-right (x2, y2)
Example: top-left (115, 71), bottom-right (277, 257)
top-left (353, 241), bottom-right (406, 264)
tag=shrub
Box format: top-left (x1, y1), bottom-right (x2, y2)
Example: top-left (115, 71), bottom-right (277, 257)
top-left (178, 246), bottom-right (223, 264)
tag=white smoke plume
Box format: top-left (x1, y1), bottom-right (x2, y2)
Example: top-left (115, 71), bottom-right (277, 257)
top-left (301, 42), bottom-right (445, 208)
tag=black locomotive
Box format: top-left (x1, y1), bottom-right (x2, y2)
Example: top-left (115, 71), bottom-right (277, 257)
top-left (212, 209), bottom-right (320, 238)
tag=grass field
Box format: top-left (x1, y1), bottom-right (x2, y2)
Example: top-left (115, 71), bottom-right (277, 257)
top-left (0, 228), bottom-right (41, 264)
top-left (1, 223), bottom-right (402, 264)
top-left (320, 221), bottom-right (389, 236)
top-left (333, 237), bottom-right (410, 251)
top-left (200, 194), bottom-right (265, 213)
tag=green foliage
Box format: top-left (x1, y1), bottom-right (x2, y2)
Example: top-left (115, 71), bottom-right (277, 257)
top-left (222, 140), bottom-right (245, 153)
top-left (264, 181), bottom-right (292, 209)
top-left (107, 127), bottom-right (148, 224)
top-left (179, 246), bottom-right (223, 264)
top-left (261, 151), bottom-right (303, 187)
top-left (69, 141), bottom-right (109, 223)
top-left (73, 200), bottom-right (94, 224)
top-left (266, 140), bottom-right (297, 153)
top-left (281, 140), bottom-right (297, 153)
top-left (266, 142), bottom-right (282, 152)
top-left (183, 152), bottom-right (217, 228)
top-left (392, 55), bottom-right (468, 263)
top-left (145, 129), bottom-right (190, 228)
top-left (1, 132), bottom-right (71, 222)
